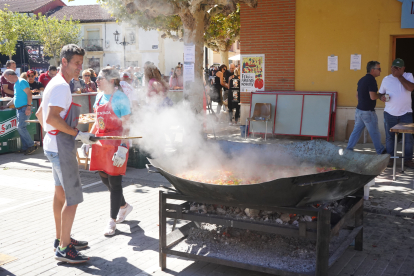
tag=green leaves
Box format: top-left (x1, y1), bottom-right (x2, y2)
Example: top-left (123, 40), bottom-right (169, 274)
top-left (35, 14), bottom-right (81, 63)
top-left (0, 8), bottom-right (81, 63)
top-left (204, 5), bottom-right (240, 52)
top-left (100, 0), bottom-right (182, 35)
top-left (0, 8), bottom-right (22, 59)
top-left (100, 0), bottom-right (240, 49)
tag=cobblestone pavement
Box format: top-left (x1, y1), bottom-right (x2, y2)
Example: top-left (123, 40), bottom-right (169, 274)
top-left (0, 140), bottom-right (414, 276)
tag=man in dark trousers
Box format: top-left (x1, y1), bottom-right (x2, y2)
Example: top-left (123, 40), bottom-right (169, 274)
top-left (346, 61), bottom-right (386, 154)
top-left (380, 58), bottom-right (414, 168)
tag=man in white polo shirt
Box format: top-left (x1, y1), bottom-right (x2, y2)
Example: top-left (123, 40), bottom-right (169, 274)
top-left (379, 58), bottom-right (414, 168)
top-left (36, 44), bottom-right (97, 264)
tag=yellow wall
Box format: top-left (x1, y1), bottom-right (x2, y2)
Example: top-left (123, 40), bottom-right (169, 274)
top-left (295, 0), bottom-right (414, 107)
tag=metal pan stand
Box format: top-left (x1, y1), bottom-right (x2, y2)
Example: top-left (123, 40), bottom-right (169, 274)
top-left (159, 191), bottom-right (364, 276)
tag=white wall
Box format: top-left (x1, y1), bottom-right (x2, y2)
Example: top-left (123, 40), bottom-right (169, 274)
top-left (164, 38), bottom-right (183, 75)
top-left (103, 53), bottom-right (121, 67)
top-left (335, 107), bottom-right (385, 143)
top-left (78, 21), bottom-right (184, 74)
top-left (138, 29), bottom-right (159, 51)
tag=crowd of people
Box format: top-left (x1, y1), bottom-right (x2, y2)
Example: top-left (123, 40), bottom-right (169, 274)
top-left (346, 59), bottom-right (414, 168)
top-left (5, 42), bottom-right (414, 267)
top-left (0, 56), bottom-right (182, 152)
top-left (205, 62), bottom-right (241, 125)
top-left (0, 46), bottom-right (186, 264)
top-left (0, 51), bottom-right (244, 265)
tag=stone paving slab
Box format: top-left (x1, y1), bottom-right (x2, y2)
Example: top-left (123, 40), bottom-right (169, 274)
top-left (1, 139), bottom-right (413, 217)
top-left (0, 167), bottom-right (413, 276)
top-left (0, 134), bottom-right (414, 275)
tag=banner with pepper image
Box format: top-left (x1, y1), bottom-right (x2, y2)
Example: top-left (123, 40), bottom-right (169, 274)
top-left (240, 54), bottom-right (265, 92)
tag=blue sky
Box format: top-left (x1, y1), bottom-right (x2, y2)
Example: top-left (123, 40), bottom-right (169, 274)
top-left (63, 0), bottom-right (100, 6)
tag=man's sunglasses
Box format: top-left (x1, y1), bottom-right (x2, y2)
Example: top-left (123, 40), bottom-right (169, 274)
top-left (373, 67), bottom-right (381, 71)
top-left (96, 76), bottom-right (107, 81)
top-left (28, 75), bottom-right (35, 77)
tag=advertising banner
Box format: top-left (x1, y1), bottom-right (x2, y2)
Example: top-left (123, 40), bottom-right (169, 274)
top-left (241, 54), bottom-right (265, 92)
top-left (0, 108), bottom-right (37, 153)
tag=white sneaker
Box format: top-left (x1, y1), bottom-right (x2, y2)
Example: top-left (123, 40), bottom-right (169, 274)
top-left (104, 219), bottom-right (116, 236)
top-left (115, 203), bottom-right (133, 223)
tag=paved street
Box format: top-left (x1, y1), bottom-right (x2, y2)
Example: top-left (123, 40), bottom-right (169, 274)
top-left (0, 139), bottom-right (414, 276)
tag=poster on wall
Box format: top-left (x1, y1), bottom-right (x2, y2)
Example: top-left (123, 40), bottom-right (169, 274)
top-left (350, 54), bottom-right (361, 70)
top-left (183, 44), bottom-right (195, 63)
top-left (241, 54), bottom-right (265, 92)
top-left (328, 56), bottom-right (338, 71)
top-left (183, 63), bottom-right (194, 89)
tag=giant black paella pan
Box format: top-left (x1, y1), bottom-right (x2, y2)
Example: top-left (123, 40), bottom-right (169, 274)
top-left (148, 140), bottom-right (389, 207)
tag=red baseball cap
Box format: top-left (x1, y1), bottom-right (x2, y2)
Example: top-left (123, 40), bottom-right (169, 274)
top-left (121, 72), bottom-right (131, 79)
top-left (27, 70), bottom-right (35, 76)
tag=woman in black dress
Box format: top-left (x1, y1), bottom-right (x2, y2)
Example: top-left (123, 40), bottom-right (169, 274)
top-left (228, 68), bottom-right (240, 124)
top-left (211, 64), bottom-right (229, 114)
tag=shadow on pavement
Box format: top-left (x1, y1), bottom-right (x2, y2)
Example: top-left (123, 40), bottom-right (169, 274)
top-left (0, 267), bottom-right (17, 276)
top-left (56, 220), bottom-right (160, 275)
top-left (365, 167), bottom-right (414, 217)
top-left (57, 256), bottom-right (142, 275)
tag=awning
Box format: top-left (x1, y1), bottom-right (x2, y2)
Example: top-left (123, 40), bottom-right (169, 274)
top-left (228, 54), bottom-right (240, 61)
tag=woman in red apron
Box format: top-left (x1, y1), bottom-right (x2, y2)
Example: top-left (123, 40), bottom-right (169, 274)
top-left (83, 66), bottom-right (133, 236)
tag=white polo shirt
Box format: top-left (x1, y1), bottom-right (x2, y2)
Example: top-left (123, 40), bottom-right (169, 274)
top-left (379, 72), bottom-right (414, 116)
top-left (40, 74), bottom-right (72, 152)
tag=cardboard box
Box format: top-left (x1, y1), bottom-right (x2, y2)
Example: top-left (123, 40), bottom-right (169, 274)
top-left (346, 120), bottom-right (372, 143)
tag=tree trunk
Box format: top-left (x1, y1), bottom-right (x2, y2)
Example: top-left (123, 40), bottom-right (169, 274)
top-left (9, 54), bottom-right (12, 60)
top-left (181, 9), bottom-right (205, 114)
top-left (220, 51), bottom-right (229, 67)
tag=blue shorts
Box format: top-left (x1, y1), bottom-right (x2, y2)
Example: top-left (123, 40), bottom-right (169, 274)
top-left (44, 150), bottom-right (63, 187)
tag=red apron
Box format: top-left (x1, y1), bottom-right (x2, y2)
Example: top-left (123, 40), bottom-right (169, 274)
top-left (89, 94), bottom-right (129, 176)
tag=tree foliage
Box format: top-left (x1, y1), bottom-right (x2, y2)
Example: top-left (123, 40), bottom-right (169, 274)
top-left (101, 0), bottom-right (241, 50)
top-left (17, 13), bottom-right (40, 42)
top-left (0, 8), bottom-right (22, 59)
top-left (100, 0), bottom-right (183, 40)
top-left (204, 5), bottom-right (240, 53)
top-left (0, 7), bottom-right (81, 63)
top-left (35, 14), bottom-right (81, 64)
top-left (99, 0), bottom-right (257, 112)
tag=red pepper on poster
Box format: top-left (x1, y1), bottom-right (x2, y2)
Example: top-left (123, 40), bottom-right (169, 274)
top-left (254, 78), bottom-right (264, 89)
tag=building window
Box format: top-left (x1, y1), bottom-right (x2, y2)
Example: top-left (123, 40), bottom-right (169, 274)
top-left (237, 41), bottom-right (240, 50)
top-left (88, 58), bottom-right (100, 74)
top-left (83, 30), bottom-right (103, 51)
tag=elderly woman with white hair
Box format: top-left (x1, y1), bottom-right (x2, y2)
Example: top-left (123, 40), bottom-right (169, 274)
top-left (82, 66), bottom-right (133, 236)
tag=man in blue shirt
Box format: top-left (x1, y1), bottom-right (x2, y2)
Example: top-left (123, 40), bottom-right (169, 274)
top-left (346, 61), bottom-right (386, 155)
top-left (3, 69), bottom-right (36, 155)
